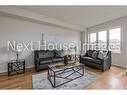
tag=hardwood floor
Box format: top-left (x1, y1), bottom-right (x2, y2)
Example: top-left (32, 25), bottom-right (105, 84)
top-left (86, 66), bottom-right (127, 89)
top-left (0, 66), bottom-right (127, 89)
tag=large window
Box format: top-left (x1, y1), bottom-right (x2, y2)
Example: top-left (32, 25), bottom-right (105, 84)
top-left (88, 27), bottom-right (121, 53)
top-left (98, 31), bottom-right (107, 50)
top-left (89, 33), bottom-right (97, 50)
top-left (89, 33), bottom-right (96, 43)
top-left (109, 28), bottom-right (121, 53)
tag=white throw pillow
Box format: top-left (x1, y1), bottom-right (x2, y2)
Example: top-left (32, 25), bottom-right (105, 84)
top-left (98, 50), bottom-right (108, 59)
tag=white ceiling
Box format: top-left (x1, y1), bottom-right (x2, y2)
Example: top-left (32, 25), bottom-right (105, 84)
top-left (22, 6), bottom-right (127, 28)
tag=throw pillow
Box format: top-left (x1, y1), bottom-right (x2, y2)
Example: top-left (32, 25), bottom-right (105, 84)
top-left (55, 50), bottom-right (64, 58)
top-left (38, 51), bottom-right (54, 58)
top-left (91, 51), bottom-right (98, 59)
top-left (86, 50), bottom-right (95, 57)
top-left (98, 50), bottom-right (108, 59)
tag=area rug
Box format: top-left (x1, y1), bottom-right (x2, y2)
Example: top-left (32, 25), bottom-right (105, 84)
top-left (32, 70), bottom-right (98, 89)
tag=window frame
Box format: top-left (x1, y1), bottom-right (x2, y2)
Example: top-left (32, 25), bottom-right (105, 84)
top-left (88, 25), bottom-right (121, 54)
top-left (88, 31), bottom-right (97, 50)
top-left (108, 27), bottom-right (121, 53)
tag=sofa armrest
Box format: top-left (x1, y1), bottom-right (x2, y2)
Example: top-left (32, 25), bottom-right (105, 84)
top-left (36, 58), bottom-right (40, 63)
top-left (79, 54), bottom-right (85, 63)
top-left (34, 58), bottom-right (40, 69)
top-left (102, 55), bottom-right (111, 71)
top-left (103, 56), bottom-right (109, 63)
top-left (80, 54), bottom-right (85, 58)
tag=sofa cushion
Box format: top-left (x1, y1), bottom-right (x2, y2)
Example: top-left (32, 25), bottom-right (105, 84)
top-left (39, 57), bottom-right (52, 61)
top-left (81, 57), bottom-right (102, 64)
top-left (40, 60), bottom-right (52, 65)
top-left (55, 50), bottom-right (64, 58)
top-left (38, 50), bottom-right (54, 58)
top-left (91, 51), bottom-right (98, 59)
top-left (52, 58), bottom-right (64, 62)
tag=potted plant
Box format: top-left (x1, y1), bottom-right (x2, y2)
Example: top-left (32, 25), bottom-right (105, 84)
top-left (64, 50), bottom-right (69, 66)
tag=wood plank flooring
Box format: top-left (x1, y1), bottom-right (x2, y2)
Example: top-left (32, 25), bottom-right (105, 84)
top-left (0, 66), bottom-right (127, 89)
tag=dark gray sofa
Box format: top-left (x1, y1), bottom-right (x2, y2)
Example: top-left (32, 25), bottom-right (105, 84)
top-left (34, 50), bottom-right (64, 71)
top-left (80, 50), bottom-right (111, 72)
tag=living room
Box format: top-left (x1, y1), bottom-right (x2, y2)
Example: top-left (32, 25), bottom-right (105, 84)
top-left (0, 6), bottom-right (127, 90)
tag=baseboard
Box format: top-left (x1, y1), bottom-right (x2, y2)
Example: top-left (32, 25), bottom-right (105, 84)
top-left (112, 64), bottom-right (126, 69)
top-left (0, 67), bottom-right (35, 76)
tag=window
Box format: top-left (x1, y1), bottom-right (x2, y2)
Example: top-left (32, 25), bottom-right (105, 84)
top-left (109, 28), bottom-right (121, 53)
top-left (89, 33), bottom-right (96, 43)
top-left (88, 27), bottom-right (121, 53)
top-left (98, 31), bottom-right (107, 50)
top-left (89, 33), bottom-right (97, 50)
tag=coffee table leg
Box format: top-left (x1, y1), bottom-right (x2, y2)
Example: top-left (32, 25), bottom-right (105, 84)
top-left (53, 71), bottom-right (56, 88)
top-left (82, 65), bottom-right (84, 76)
top-left (8, 63), bottom-right (10, 76)
top-left (47, 69), bottom-right (49, 80)
top-left (48, 69), bottom-right (56, 88)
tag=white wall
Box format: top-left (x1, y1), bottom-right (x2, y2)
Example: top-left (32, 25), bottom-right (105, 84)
top-left (87, 16), bottom-right (127, 68)
top-left (0, 13), bottom-right (81, 73)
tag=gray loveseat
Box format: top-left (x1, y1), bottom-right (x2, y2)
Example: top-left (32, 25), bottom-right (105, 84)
top-left (34, 50), bottom-right (64, 71)
top-left (80, 50), bottom-right (111, 72)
